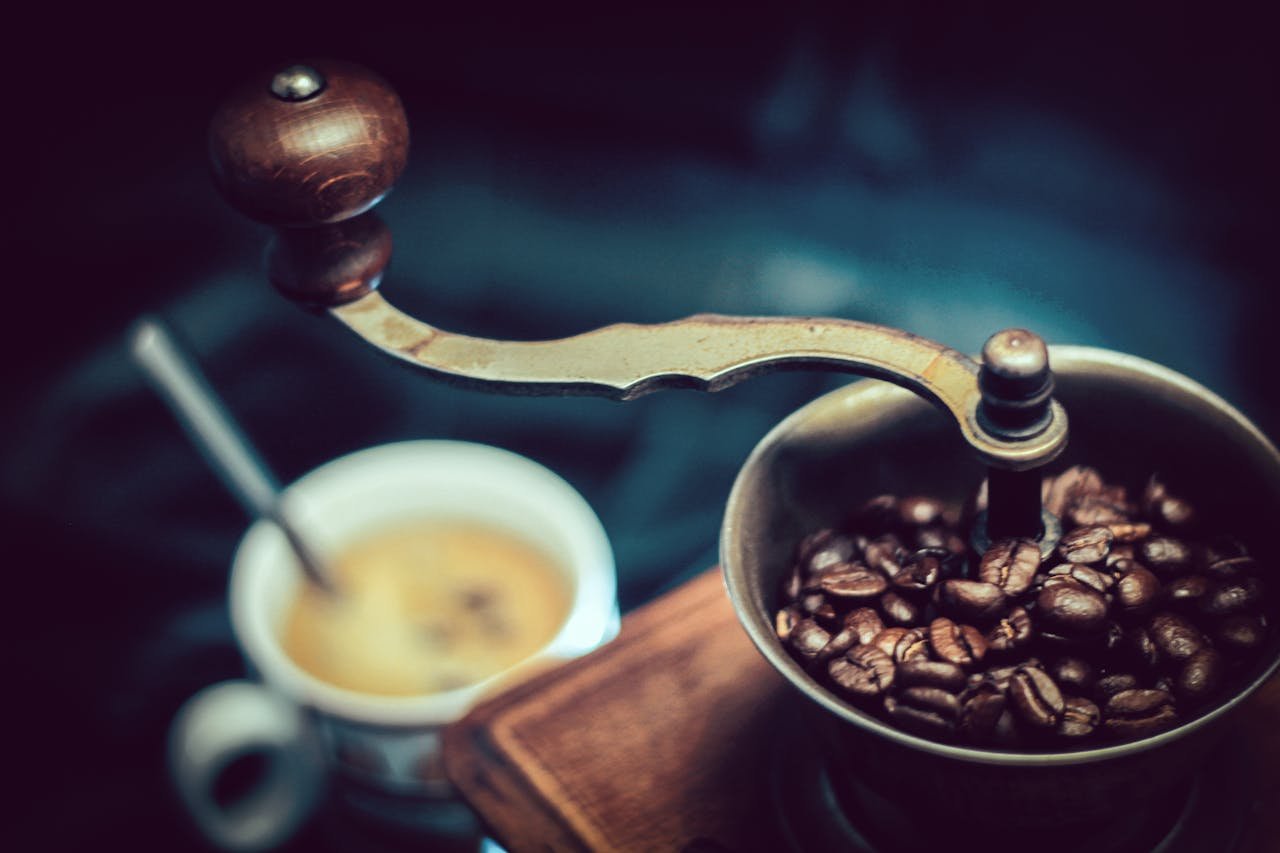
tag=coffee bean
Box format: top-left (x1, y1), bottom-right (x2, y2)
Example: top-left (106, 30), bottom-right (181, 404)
top-left (1157, 499), bottom-right (1195, 528)
top-left (1036, 580), bottom-right (1109, 635)
top-left (1106, 547), bottom-right (1137, 568)
top-left (962, 681), bottom-right (998, 722)
top-left (1200, 577), bottom-right (1264, 617)
top-left (986, 606), bottom-right (1033, 653)
top-left (1143, 477), bottom-right (1196, 528)
top-left (870, 627), bottom-right (909, 659)
top-left (820, 564), bottom-right (889, 599)
top-left (1058, 526), bottom-right (1114, 564)
top-left (1058, 696), bottom-right (1101, 738)
top-left (819, 627), bottom-right (860, 663)
top-left (884, 690), bottom-right (959, 737)
top-left (1103, 689), bottom-right (1178, 738)
top-left (929, 617), bottom-right (989, 668)
top-left (888, 686), bottom-right (961, 733)
top-left (993, 710), bottom-right (1021, 746)
top-left (1095, 673), bottom-right (1140, 701)
top-left (815, 603), bottom-right (839, 626)
top-left (973, 663), bottom-right (1031, 694)
top-left (775, 606), bottom-right (800, 642)
top-left (900, 686), bottom-right (963, 716)
top-left (1107, 522), bottom-right (1153, 543)
top-left (799, 592), bottom-right (825, 614)
top-left (890, 627), bottom-right (932, 664)
top-left (1049, 657), bottom-right (1095, 694)
top-left (1103, 483), bottom-right (1132, 503)
top-left (789, 619), bottom-right (831, 663)
top-left (897, 660), bottom-right (967, 692)
top-left (1142, 537), bottom-right (1193, 573)
top-left (1148, 612), bottom-right (1207, 662)
top-left (880, 590), bottom-right (923, 626)
top-left (1153, 675), bottom-right (1176, 695)
top-left (915, 526), bottom-right (966, 555)
top-left (799, 529), bottom-right (858, 575)
top-left (796, 528), bottom-right (833, 561)
top-left (1201, 536), bottom-right (1249, 566)
top-left (1069, 496), bottom-right (1130, 527)
top-left (979, 538), bottom-right (1041, 597)
top-left (1176, 649), bottom-right (1224, 703)
top-left (893, 550), bottom-right (944, 595)
top-left (1115, 564), bottom-right (1161, 614)
top-left (899, 495), bottom-right (946, 527)
top-left (1139, 475), bottom-right (1168, 512)
top-left (1165, 575), bottom-right (1211, 609)
top-left (853, 495), bottom-right (900, 533)
top-left (1204, 556), bottom-right (1257, 580)
top-left (798, 569), bottom-right (826, 595)
top-left (829, 645), bottom-right (896, 697)
top-left (1122, 626), bottom-right (1162, 671)
top-left (1203, 548), bottom-right (1254, 573)
top-left (1043, 466), bottom-right (1105, 517)
top-left (1217, 614), bottom-right (1267, 654)
top-left (843, 607), bottom-right (885, 646)
top-left (937, 579), bottom-right (1008, 623)
top-left (1047, 564), bottom-right (1114, 595)
top-left (962, 681), bottom-right (1018, 742)
top-left (1009, 665), bottom-right (1065, 729)
top-left (863, 535), bottom-right (905, 578)
top-left (914, 525), bottom-right (948, 550)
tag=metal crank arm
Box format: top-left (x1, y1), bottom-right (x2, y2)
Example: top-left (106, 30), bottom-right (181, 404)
top-left (207, 59), bottom-right (1069, 542)
top-left (330, 293), bottom-right (1067, 472)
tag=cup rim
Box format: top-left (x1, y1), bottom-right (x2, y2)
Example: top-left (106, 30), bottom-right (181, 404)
top-left (722, 345), bottom-right (1280, 767)
top-left (230, 439), bottom-right (616, 727)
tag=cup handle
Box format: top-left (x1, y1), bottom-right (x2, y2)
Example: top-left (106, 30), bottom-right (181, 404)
top-left (168, 680), bottom-right (326, 851)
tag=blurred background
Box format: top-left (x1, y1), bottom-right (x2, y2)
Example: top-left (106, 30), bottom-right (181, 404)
top-left (6, 4), bottom-right (1277, 850)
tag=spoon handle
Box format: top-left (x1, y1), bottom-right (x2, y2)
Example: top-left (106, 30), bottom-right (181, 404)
top-left (129, 317), bottom-right (334, 592)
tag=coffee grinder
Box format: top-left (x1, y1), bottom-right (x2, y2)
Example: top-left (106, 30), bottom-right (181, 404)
top-left (208, 60), bottom-right (1280, 851)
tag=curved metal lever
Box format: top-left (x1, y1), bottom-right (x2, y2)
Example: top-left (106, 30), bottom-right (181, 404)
top-left (331, 292), bottom-right (1067, 472)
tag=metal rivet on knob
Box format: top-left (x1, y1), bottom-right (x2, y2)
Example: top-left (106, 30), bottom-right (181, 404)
top-left (982, 329), bottom-right (1049, 384)
top-left (270, 65), bottom-right (326, 101)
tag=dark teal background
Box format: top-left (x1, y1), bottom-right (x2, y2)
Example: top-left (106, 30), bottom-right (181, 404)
top-left (6, 6), bottom-right (1277, 850)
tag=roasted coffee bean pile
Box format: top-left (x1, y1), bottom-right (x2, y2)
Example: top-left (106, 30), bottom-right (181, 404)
top-left (775, 466), bottom-right (1270, 748)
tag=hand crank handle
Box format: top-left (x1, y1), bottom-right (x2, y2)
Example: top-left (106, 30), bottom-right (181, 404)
top-left (330, 293), bottom-right (1066, 471)
top-left (208, 59), bottom-right (1068, 539)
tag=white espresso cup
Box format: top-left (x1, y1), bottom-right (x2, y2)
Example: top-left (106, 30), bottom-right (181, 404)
top-left (168, 440), bottom-right (619, 850)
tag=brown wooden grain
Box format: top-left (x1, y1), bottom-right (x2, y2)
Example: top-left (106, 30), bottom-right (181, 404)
top-left (267, 211), bottom-right (391, 306)
top-left (442, 569), bottom-right (791, 852)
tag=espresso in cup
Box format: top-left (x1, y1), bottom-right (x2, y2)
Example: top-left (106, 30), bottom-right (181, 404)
top-left (171, 441), bottom-right (618, 851)
top-left (282, 518), bottom-right (573, 697)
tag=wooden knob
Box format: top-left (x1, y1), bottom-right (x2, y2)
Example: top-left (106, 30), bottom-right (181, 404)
top-left (268, 212), bottom-right (392, 307)
top-left (209, 60), bottom-right (409, 226)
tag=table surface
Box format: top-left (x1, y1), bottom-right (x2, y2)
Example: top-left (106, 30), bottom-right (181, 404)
top-left (441, 568), bottom-right (1280, 852)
